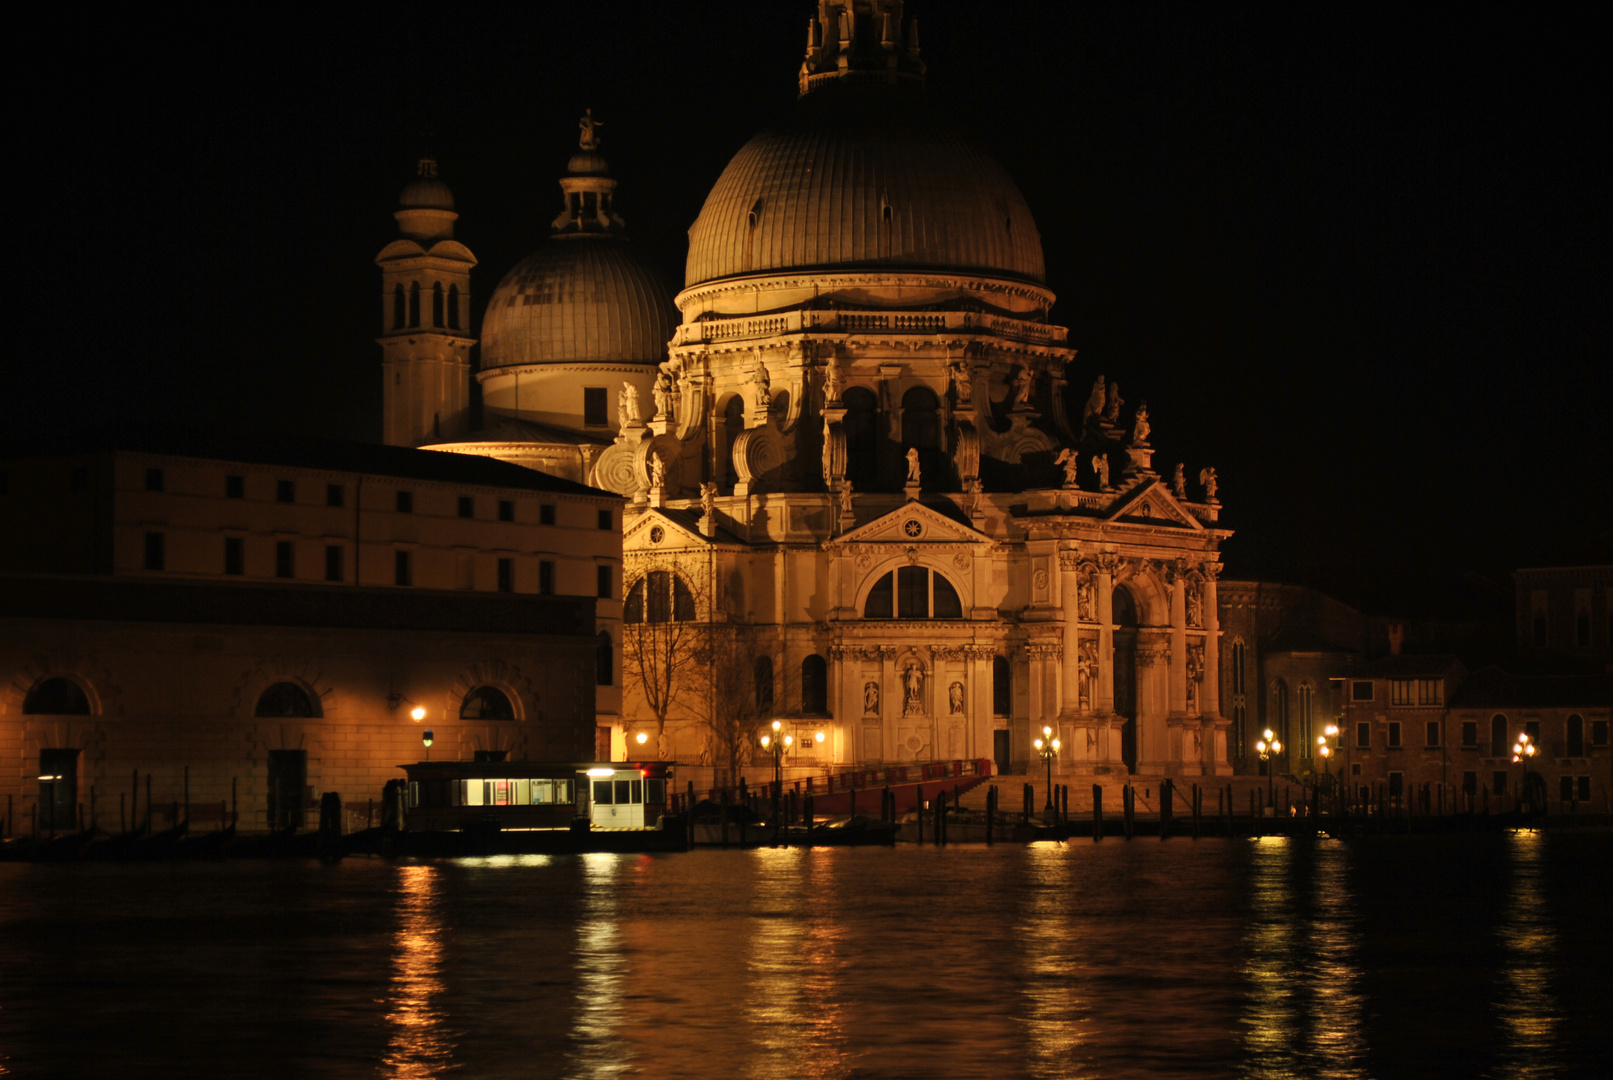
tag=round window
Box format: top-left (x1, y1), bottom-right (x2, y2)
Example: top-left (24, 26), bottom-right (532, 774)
top-left (903, 520), bottom-right (923, 538)
top-left (649, 526), bottom-right (665, 544)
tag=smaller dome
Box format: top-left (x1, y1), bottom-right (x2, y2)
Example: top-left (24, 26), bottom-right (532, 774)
top-left (399, 158), bottom-right (455, 211)
top-left (567, 150), bottom-right (610, 177)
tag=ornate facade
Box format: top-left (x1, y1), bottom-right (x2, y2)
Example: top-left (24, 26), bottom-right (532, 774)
top-left (392, 1), bottom-right (1234, 778)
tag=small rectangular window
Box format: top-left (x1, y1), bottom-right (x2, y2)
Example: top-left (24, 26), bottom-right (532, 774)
top-left (458, 496), bottom-right (474, 519)
top-left (225, 474), bottom-right (244, 499)
top-left (1461, 721), bottom-right (1478, 748)
top-left (1388, 772), bottom-right (1403, 799)
top-left (275, 540), bottom-right (294, 579)
top-left (1356, 722), bottom-right (1370, 749)
top-left (143, 532), bottom-right (165, 571)
top-left (497, 558), bottom-right (513, 593)
top-left (396, 491), bottom-right (413, 514)
top-left (1560, 776), bottom-right (1575, 802)
top-left (1492, 771), bottom-right (1508, 796)
top-left (395, 550), bottom-right (411, 586)
top-left (277, 479), bottom-right (295, 504)
top-left (593, 779), bottom-right (614, 805)
top-left (1425, 720), bottom-right (1441, 748)
top-left (1417, 678), bottom-right (1443, 705)
top-left (498, 499), bottom-right (515, 522)
top-left (539, 561), bottom-right (555, 595)
top-left (324, 545), bottom-right (342, 582)
top-left (597, 508), bottom-right (612, 531)
top-left (224, 537), bottom-right (244, 576)
top-left (1462, 771), bottom-right (1477, 796)
top-left (1351, 680), bottom-right (1374, 702)
top-left (1578, 776), bottom-right (1592, 801)
top-left (1593, 720), bottom-right (1609, 746)
top-left (326, 484), bottom-right (344, 508)
top-left (597, 565), bottom-right (612, 599)
top-left (145, 467), bottom-right (164, 492)
top-left (583, 387), bottom-right (608, 426)
top-left (540, 503), bottom-right (556, 526)
top-left (1390, 680), bottom-right (1415, 706)
top-left (1387, 721), bottom-right (1402, 748)
top-left (70, 467), bottom-right (89, 491)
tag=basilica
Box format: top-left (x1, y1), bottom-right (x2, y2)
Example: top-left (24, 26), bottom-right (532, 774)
top-left (382, 0), bottom-right (1233, 780)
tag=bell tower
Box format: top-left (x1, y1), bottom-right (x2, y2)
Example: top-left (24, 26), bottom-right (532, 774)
top-left (376, 157), bottom-right (477, 446)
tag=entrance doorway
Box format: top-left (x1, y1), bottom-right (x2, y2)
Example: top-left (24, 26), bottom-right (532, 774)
top-left (267, 749), bottom-right (307, 830)
top-left (38, 749), bottom-right (79, 832)
top-left (1113, 586), bottom-right (1139, 773)
top-left (994, 729), bottom-right (1012, 775)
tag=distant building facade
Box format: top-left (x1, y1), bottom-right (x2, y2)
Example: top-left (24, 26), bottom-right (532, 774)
top-left (0, 433), bottom-right (619, 832)
top-left (1514, 564), bottom-right (1612, 667)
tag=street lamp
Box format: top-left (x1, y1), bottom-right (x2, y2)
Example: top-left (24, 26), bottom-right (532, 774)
top-left (1511, 731), bottom-right (1537, 814)
top-left (410, 706), bottom-right (426, 722)
top-left (1032, 724), bottom-right (1060, 814)
top-left (422, 729), bottom-right (434, 762)
top-left (1316, 723), bottom-right (1338, 818)
top-left (1255, 728), bottom-right (1282, 814)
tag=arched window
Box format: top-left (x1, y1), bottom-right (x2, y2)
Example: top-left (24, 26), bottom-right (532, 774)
top-left (408, 282), bottom-right (421, 327)
top-left (431, 282), bottom-right (445, 328)
top-left (843, 387), bottom-right (878, 486)
top-left (863, 567), bottom-right (964, 619)
top-left (447, 284), bottom-right (460, 330)
top-left (624, 571), bottom-right (696, 624)
top-left (1298, 682), bottom-right (1314, 758)
top-left (1490, 714), bottom-right (1508, 757)
top-left (596, 630), bottom-right (614, 686)
top-left (993, 656), bottom-right (1011, 716)
top-left (254, 682), bottom-right (319, 718)
top-left (801, 654), bottom-right (827, 713)
top-left (22, 677), bottom-right (90, 715)
top-left (1273, 679), bottom-right (1289, 752)
top-left (1567, 714), bottom-right (1585, 757)
top-left (392, 284), bottom-right (406, 329)
top-left (1230, 641), bottom-right (1246, 695)
top-left (901, 385), bottom-right (942, 483)
top-left (460, 686), bottom-right (515, 720)
top-left (754, 656), bottom-right (774, 713)
top-left (722, 395), bottom-right (745, 488)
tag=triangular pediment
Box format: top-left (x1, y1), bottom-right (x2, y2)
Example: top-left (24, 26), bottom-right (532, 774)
top-left (830, 500), bottom-right (991, 547)
top-left (1104, 479), bottom-right (1203, 530)
top-left (623, 508), bottom-right (729, 551)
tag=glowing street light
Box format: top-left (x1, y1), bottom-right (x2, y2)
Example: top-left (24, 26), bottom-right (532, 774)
top-left (1256, 728), bottom-right (1282, 814)
top-left (1032, 724), bottom-right (1061, 814)
top-left (1512, 731), bottom-right (1538, 815)
top-left (635, 731), bottom-right (649, 748)
top-left (411, 706), bottom-right (427, 722)
top-left (422, 729), bottom-right (434, 762)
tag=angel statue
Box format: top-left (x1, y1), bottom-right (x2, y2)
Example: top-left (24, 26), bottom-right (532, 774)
top-left (1199, 467), bottom-right (1219, 502)
top-left (1172, 462), bottom-right (1187, 498)
top-left (700, 481), bottom-right (717, 519)
top-left (1132, 401), bottom-right (1151, 445)
top-left (1054, 447), bottom-right (1081, 488)
top-left (1091, 453), bottom-right (1111, 491)
top-left (905, 447), bottom-right (922, 483)
top-left (618, 381), bottom-right (641, 428)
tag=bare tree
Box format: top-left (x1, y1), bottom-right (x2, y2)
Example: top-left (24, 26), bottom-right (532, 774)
top-left (701, 628), bottom-right (768, 785)
top-left (619, 567), bottom-right (704, 734)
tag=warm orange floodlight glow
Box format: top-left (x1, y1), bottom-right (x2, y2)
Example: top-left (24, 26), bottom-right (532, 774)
top-left (635, 731), bottom-right (648, 745)
top-left (411, 706), bottom-right (426, 721)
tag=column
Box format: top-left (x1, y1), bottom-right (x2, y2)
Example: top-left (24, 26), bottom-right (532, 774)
top-left (1096, 555), bottom-right (1117, 715)
top-left (1169, 561), bottom-right (1188, 716)
top-left (1060, 553), bottom-right (1082, 717)
top-left (1202, 563), bottom-right (1222, 717)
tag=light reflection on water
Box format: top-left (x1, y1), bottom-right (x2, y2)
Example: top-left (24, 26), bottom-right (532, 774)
top-left (1, 833), bottom-right (1605, 1079)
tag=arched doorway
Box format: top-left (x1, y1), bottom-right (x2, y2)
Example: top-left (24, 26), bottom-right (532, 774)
top-left (1113, 586), bottom-right (1139, 773)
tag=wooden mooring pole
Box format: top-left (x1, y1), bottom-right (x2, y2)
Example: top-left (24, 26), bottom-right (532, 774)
top-left (1093, 784), bottom-right (1104, 841)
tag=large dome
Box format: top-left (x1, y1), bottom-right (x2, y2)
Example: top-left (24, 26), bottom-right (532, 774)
top-left (480, 236), bottom-right (676, 369)
top-left (685, 83), bottom-right (1045, 288)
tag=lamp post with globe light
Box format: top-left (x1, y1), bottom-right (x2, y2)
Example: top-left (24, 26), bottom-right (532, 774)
top-left (1317, 722), bottom-right (1338, 814)
top-left (1511, 731), bottom-right (1538, 815)
top-left (1256, 728), bottom-right (1282, 814)
top-left (759, 719), bottom-right (794, 839)
top-left (1032, 724), bottom-right (1060, 815)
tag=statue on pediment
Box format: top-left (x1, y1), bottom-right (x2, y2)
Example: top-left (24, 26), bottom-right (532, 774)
top-left (1132, 401), bottom-right (1150, 445)
top-left (1102, 381), bottom-right (1124, 424)
top-left (1172, 462), bottom-right (1187, 498)
top-left (700, 481), bottom-right (717, 519)
top-left (1054, 447), bottom-right (1080, 488)
top-left (1091, 453), bottom-right (1110, 491)
top-left (618, 381), bottom-right (641, 428)
top-left (905, 447), bottom-right (921, 483)
top-left (1082, 375), bottom-right (1106, 425)
top-left (1199, 467), bottom-right (1218, 502)
top-left (652, 371), bottom-right (673, 420)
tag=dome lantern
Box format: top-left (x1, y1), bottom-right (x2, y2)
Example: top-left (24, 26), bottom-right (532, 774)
top-left (395, 157), bottom-right (458, 242)
top-left (551, 109), bottom-right (627, 236)
top-left (799, 0), bottom-right (925, 98)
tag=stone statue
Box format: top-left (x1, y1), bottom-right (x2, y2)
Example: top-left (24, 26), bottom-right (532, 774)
top-left (1186, 582), bottom-right (1203, 628)
top-left (656, 730), bottom-right (673, 761)
top-left (1132, 401), bottom-right (1150, 445)
top-left (905, 447), bottom-right (921, 483)
top-left (750, 354), bottom-right (772, 413)
top-left (948, 681), bottom-right (965, 714)
top-left (951, 360), bottom-right (973, 404)
top-left (648, 451), bottom-right (665, 488)
top-left (863, 681), bottom-right (880, 715)
top-left (1012, 366), bottom-right (1033, 406)
top-left (824, 361), bottom-right (842, 403)
top-left (700, 481), bottom-right (717, 519)
top-left (1102, 381), bottom-right (1124, 424)
top-left (1172, 463), bottom-right (1187, 498)
top-left (1077, 570), bottom-right (1096, 622)
top-left (1199, 467), bottom-right (1219, 502)
top-left (652, 371), bottom-right (673, 420)
top-left (618, 381), bottom-right (641, 428)
top-left (1091, 453), bottom-right (1110, 491)
top-left (1186, 644), bottom-right (1205, 711)
top-left (1054, 447), bottom-right (1081, 488)
top-left (1082, 375), bottom-right (1106, 425)
top-left (902, 662), bottom-right (925, 716)
top-left (578, 108), bottom-right (603, 151)
top-left (1077, 640), bottom-right (1097, 709)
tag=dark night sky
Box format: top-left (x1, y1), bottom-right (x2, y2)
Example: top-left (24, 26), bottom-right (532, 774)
top-left (14, 2), bottom-right (1609, 614)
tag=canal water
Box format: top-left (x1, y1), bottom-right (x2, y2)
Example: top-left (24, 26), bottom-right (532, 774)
top-left (2, 831), bottom-right (1607, 1079)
